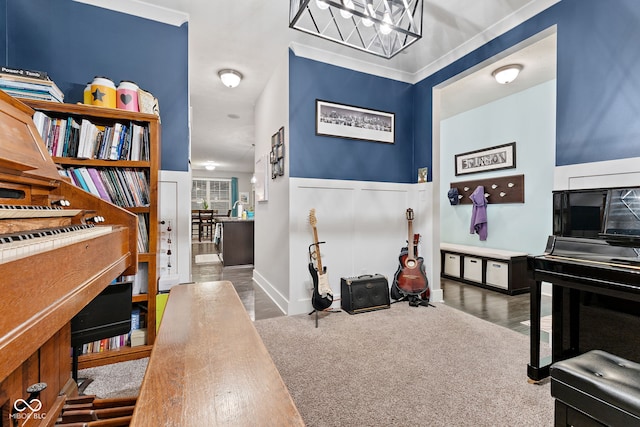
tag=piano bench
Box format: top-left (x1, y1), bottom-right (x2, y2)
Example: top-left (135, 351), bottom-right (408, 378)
top-left (550, 350), bottom-right (640, 427)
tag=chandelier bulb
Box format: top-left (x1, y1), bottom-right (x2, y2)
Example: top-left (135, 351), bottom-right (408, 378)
top-left (316, 0), bottom-right (329, 10)
top-left (380, 12), bottom-right (392, 35)
top-left (340, 0), bottom-right (354, 19)
top-left (362, 3), bottom-right (375, 27)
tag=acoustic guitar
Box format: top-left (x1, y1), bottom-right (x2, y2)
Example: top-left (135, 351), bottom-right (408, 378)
top-left (392, 208), bottom-right (430, 303)
top-left (308, 209), bottom-right (333, 311)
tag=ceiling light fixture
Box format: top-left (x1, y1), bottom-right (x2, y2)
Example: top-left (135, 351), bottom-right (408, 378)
top-left (218, 69), bottom-right (243, 88)
top-left (289, 0), bottom-right (424, 59)
top-left (205, 162), bottom-right (216, 171)
top-left (492, 64), bottom-right (523, 84)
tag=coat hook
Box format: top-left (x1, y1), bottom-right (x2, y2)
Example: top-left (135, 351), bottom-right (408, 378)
top-left (463, 187), bottom-right (469, 192)
top-left (458, 195), bottom-right (463, 199)
top-left (508, 182), bottom-right (515, 188)
top-left (491, 184), bottom-right (498, 189)
top-left (500, 192), bottom-right (506, 197)
top-left (484, 193), bottom-right (490, 198)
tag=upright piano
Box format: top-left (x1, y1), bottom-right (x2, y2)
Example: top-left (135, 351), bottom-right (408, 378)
top-left (528, 188), bottom-right (640, 381)
top-left (0, 90), bottom-right (137, 424)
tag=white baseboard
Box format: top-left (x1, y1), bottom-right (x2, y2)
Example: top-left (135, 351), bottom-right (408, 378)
top-left (252, 269), bottom-right (288, 315)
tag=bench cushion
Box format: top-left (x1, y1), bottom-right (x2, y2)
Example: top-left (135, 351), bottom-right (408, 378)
top-left (551, 350), bottom-right (640, 425)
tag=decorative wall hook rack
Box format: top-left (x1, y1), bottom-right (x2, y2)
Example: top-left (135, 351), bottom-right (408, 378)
top-left (449, 174), bottom-right (525, 205)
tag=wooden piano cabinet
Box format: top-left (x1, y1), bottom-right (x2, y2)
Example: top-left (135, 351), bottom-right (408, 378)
top-left (1, 327), bottom-right (79, 427)
top-left (130, 282), bottom-right (304, 426)
top-left (0, 91), bottom-right (140, 426)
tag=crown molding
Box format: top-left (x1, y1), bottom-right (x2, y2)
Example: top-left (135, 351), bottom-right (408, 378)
top-left (73, 0), bottom-right (189, 27)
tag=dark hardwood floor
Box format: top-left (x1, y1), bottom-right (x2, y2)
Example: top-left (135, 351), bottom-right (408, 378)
top-left (441, 278), bottom-right (551, 338)
top-left (190, 242), bottom-right (284, 321)
top-left (190, 242), bottom-right (552, 338)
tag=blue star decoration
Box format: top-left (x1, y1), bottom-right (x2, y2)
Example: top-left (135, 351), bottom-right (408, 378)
top-left (92, 88), bottom-right (105, 102)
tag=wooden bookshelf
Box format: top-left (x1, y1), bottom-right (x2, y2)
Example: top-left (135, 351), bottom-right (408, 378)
top-left (23, 99), bottom-right (161, 368)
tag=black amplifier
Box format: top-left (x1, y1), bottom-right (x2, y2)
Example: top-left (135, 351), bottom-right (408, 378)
top-left (340, 274), bottom-right (390, 314)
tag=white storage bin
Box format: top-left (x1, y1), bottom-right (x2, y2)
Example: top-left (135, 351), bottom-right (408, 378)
top-left (463, 257), bottom-right (483, 283)
top-left (443, 253), bottom-right (461, 277)
top-left (486, 261), bottom-right (509, 289)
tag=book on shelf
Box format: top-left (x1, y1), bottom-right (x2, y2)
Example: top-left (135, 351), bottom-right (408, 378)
top-left (60, 166), bottom-right (150, 208)
top-left (80, 333), bottom-right (130, 355)
top-left (32, 112), bottom-right (150, 161)
top-left (1, 65), bottom-right (49, 80)
top-left (0, 77), bottom-right (64, 103)
top-left (137, 213), bottom-right (149, 252)
top-left (124, 263), bottom-right (149, 295)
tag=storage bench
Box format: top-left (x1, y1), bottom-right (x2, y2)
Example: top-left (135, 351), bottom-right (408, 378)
top-left (440, 243), bottom-right (529, 294)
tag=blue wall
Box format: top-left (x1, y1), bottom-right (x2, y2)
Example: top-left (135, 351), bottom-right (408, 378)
top-left (4, 0), bottom-right (640, 177)
top-left (555, 0), bottom-right (640, 165)
top-left (414, 0), bottom-right (640, 173)
top-left (2, 0), bottom-right (189, 172)
top-left (289, 51), bottom-right (415, 183)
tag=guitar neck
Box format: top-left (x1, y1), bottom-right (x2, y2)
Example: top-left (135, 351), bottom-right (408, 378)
top-left (407, 220), bottom-right (415, 260)
top-left (312, 226), bottom-right (323, 271)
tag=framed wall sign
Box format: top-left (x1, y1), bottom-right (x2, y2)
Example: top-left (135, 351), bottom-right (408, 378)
top-left (316, 99), bottom-right (394, 144)
top-left (455, 142), bottom-right (516, 176)
top-left (270, 126), bottom-right (285, 179)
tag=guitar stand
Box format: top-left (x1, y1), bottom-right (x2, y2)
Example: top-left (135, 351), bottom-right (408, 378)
top-left (308, 242), bottom-right (340, 328)
top-left (308, 308), bottom-right (340, 328)
top-left (391, 295), bottom-right (435, 308)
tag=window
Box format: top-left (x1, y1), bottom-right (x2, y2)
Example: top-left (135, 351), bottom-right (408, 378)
top-left (191, 179), bottom-right (231, 213)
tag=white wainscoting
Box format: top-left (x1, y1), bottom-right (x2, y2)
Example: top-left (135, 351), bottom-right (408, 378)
top-left (278, 178), bottom-right (437, 315)
top-left (159, 170), bottom-right (191, 289)
top-left (555, 156), bottom-right (640, 190)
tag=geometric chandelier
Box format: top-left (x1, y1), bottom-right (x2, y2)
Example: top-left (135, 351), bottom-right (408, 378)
top-left (289, 0), bottom-right (423, 59)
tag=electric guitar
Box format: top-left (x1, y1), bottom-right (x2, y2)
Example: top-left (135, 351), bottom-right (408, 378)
top-left (308, 209), bottom-right (333, 311)
top-left (392, 208), bottom-right (430, 302)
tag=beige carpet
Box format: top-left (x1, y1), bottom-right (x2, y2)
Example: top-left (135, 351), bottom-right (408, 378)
top-left (255, 303), bottom-right (554, 427)
top-left (79, 357), bottom-right (148, 398)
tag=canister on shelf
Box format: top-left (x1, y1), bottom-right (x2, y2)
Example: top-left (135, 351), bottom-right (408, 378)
top-left (116, 80), bottom-right (139, 112)
top-left (90, 76), bottom-right (116, 108)
top-left (83, 82), bottom-right (92, 105)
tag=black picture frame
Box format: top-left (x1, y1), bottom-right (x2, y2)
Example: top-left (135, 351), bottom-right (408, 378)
top-left (454, 142), bottom-right (516, 176)
top-left (316, 99), bottom-right (394, 143)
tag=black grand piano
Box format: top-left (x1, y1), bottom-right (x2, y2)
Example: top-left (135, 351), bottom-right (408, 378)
top-left (528, 187), bottom-right (640, 381)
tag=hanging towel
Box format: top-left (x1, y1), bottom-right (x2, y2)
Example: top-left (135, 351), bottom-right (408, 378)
top-left (470, 185), bottom-right (488, 241)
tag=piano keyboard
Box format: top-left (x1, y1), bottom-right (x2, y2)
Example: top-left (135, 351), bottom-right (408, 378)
top-left (0, 205), bottom-right (82, 219)
top-left (0, 224), bottom-right (113, 264)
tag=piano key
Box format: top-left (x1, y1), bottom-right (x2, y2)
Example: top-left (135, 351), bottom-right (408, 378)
top-left (0, 224), bottom-right (113, 263)
top-left (0, 205), bottom-right (82, 219)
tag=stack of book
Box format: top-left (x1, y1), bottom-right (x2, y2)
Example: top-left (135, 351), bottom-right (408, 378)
top-left (0, 66), bottom-right (64, 103)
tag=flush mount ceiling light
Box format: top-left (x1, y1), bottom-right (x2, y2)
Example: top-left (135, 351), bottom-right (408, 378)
top-left (289, 0), bottom-right (424, 59)
top-left (205, 162), bottom-right (216, 171)
top-left (492, 64), bottom-right (523, 84)
top-left (218, 69), bottom-right (243, 88)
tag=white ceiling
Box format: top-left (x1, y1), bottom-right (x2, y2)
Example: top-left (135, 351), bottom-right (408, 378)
top-left (79, 0), bottom-right (558, 173)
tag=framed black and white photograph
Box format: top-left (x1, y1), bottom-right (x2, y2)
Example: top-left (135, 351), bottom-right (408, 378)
top-left (455, 142), bottom-right (516, 176)
top-left (316, 99), bottom-right (394, 144)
